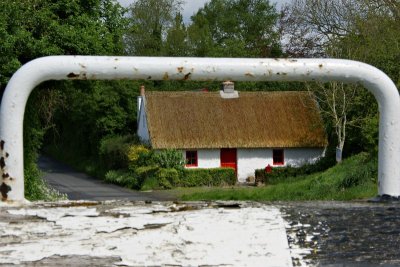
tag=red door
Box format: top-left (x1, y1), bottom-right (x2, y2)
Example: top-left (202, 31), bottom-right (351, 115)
top-left (221, 148), bottom-right (237, 175)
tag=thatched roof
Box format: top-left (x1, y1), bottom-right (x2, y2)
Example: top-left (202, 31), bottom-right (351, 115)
top-left (144, 91), bottom-right (327, 149)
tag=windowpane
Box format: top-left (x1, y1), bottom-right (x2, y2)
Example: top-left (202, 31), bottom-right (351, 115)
top-left (186, 150), bottom-right (198, 167)
top-left (273, 149), bottom-right (284, 165)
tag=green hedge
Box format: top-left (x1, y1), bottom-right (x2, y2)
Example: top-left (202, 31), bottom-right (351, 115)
top-left (255, 156), bottom-right (336, 185)
top-left (181, 168), bottom-right (236, 187)
top-left (105, 167), bottom-right (236, 191)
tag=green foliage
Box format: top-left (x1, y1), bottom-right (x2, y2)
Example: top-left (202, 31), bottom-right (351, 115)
top-left (0, 0), bottom-right (127, 200)
top-left (336, 154), bottom-right (377, 190)
top-left (134, 165), bottom-right (160, 188)
top-left (254, 153), bottom-right (336, 185)
top-left (125, 0), bottom-right (183, 56)
top-left (164, 13), bottom-right (189, 56)
top-left (181, 169), bottom-right (213, 187)
top-left (181, 168), bottom-right (236, 187)
top-left (25, 162), bottom-right (67, 201)
top-left (156, 168), bottom-right (180, 189)
top-left (151, 149), bottom-right (185, 169)
top-left (141, 176), bottom-right (161, 191)
top-left (99, 135), bottom-right (139, 170)
top-left (104, 169), bottom-right (139, 189)
top-left (188, 0), bottom-right (281, 57)
top-left (126, 144), bottom-right (151, 167)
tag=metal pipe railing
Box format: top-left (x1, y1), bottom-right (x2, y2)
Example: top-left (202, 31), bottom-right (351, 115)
top-left (1, 56), bottom-right (399, 202)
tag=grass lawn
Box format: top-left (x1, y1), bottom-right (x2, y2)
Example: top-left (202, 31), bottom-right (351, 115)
top-left (167, 153), bottom-right (378, 201)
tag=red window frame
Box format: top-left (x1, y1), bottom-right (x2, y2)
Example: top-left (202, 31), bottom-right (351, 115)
top-left (273, 149), bottom-right (284, 165)
top-left (186, 150), bottom-right (198, 167)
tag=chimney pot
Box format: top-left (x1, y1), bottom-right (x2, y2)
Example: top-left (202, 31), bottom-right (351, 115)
top-left (222, 81), bottom-right (234, 93)
top-left (220, 80), bottom-right (238, 99)
top-left (140, 85), bottom-right (145, 96)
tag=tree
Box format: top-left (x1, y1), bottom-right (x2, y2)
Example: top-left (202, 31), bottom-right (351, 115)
top-left (164, 13), bottom-right (190, 56)
top-left (125, 0), bottom-right (183, 56)
top-left (188, 0), bottom-right (281, 57)
top-left (306, 82), bottom-right (359, 163)
top-left (0, 0), bottom-right (127, 199)
top-left (281, 0), bottom-right (400, 158)
top-left (279, 0), bottom-right (362, 57)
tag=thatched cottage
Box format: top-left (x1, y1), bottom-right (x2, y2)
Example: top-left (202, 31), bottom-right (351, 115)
top-left (137, 83), bottom-right (327, 182)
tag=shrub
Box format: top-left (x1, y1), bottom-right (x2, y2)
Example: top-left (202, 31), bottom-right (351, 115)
top-left (152, 149), bottom-right (185, 169)
top-left (25, 162), bottom-right (67, 201)
top-left (181, 169), bottom-right (212, 187)
top-left (99, 135), bottom-right (138, 169)
top-left (255, 169), bottom-right (268, 185)
top-left (104, 169), bottom-right (139, 189)
top-left (254, 155), bottom-right (336, 185)
top-left (141, 176), bottom-right (160, 191)
top-left (134, 165), bottom-right (159, 188)
top-left (336, 154), bottom-right (377, 189)
top-left (209, 168), bottom-right (236, 186)
top-left (156, 168), bottom-right (180, 189)
top-left (127, 144), bottom-right (151, 168)
top-left (181, 168), bottom-right (236, 187)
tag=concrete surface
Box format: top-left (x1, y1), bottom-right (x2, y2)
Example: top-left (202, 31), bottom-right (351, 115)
top-left (0, 201), bottom-right (293, 267)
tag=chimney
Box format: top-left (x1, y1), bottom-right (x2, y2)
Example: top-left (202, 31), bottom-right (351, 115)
top-left (137, 85), bottom-right (145, 120)
top-left (140, 85), bottom-right (145, 96)
top-left (220, 80), bottom-right (239, 99)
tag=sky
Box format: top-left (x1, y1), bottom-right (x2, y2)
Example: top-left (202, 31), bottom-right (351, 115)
top-left (117, 0), bottom-right (290, 23)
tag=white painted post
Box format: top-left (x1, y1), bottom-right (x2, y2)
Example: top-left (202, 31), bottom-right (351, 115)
top-left (0, 56), bottom-right (399, 202)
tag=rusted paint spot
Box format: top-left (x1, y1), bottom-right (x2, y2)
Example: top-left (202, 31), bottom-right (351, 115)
top-left (0, 140), bottom-right (4, 151)
top-left (0, 182), bottom-right (11, 200)
top-left (2, 173), bottom-right (9, 179)
top-left (183, 72), bottom-right (192, 80)
top-left (177, 67), bottom-right (184, 73)
top-left (319, 64), bottom-right (323, 68)
top-left (114, 58), bottom-right (119, 61)
top-left (5, 153), bottom-right (9, 158)
top-left (245, 72), bottom-right (255, 78)
top-left (163, 72), bottom-right (169, 80)
top-left (0, 157), bottom-right (5, 169)
top-left (67, 73), bottom-right (79, 78)
top-left (147, 76), bottom-right (152, 80)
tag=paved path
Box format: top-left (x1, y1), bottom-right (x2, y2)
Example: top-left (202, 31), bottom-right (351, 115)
top-left (38, 156), bottom-right (174, 201)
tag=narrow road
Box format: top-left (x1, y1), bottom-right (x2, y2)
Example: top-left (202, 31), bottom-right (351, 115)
top-left (38, 155), bottom-right (174, 201)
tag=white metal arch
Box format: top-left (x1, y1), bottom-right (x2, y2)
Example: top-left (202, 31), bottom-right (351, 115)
top-left (0, 56), bottom-right (399, 203)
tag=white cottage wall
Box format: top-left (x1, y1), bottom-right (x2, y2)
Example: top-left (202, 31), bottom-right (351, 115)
top-left (237, 148), bottom-right (325, 183)
top-left (182, 149), bottom-right (220, 169)
top-left (237, 149), bottom-right (271, 183)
